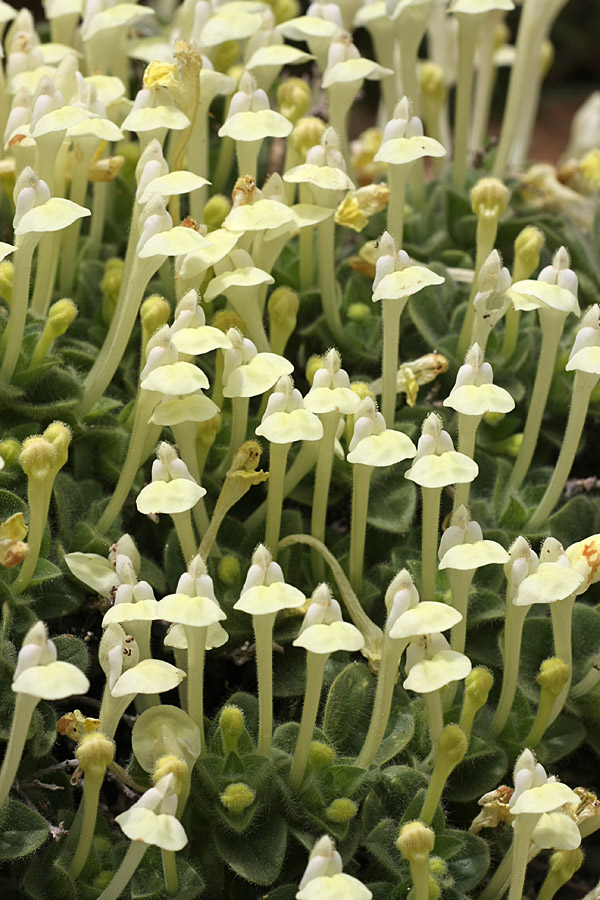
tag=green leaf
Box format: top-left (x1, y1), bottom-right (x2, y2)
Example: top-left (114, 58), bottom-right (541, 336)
top-left (53, 634), bottom-right (89, 673)
top-left (0, 797), bottom-right (49, 859)
top-left (215, 814), bottom-right (287, 884)
top-left (365, 818), bottom-right (406, 877)
top-left (536, 715), bottom-right (586, 766)
top-left (548, 496), bottom-right (598, 547)
top-left (30, 701), bottom-right (57, 758)
top-left (28, 559), bottom-right (63, 587)
top-left (446, 735), bottom-right (508, 802)
top-left (367, 479), bottom-right (417, 534)
top-left (323, 662), bottom-right (373, 755)
top-left (130, 846), bottom-right (205, 899)
top-left (373, 713), bottom-right (414, 765)
top-left (446, 830), bottom-right (490, 890)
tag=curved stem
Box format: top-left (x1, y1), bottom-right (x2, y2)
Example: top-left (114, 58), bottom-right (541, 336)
top-left (381, 298), bottom-right (404, 427)
top-left (289, 652), bottom-right (328, 789)
top-left (97, 841), bottom-right (148, 900)
top-left (528, 372), bottom-right (598, 528)
top-left (68, 770), bottom-right (103, 880)
top-left (356, 634), bottom-right (405, 768)
top-left (490, 600), bottom-right (528, 736)
top-left (253, 612), bottom-right (277, 756)
top-left (185, 626), bottom-right (207, 754)
top-left (265, 441), bottom-right (291, 559)
top-left (420, 487), bottom-right (442, 602)
top-left (311, 411), bottom-right (340, 581)
top-left (524, 684), bottom-right (556, 749)
top-left (349, 464), bottom-right (373, 593)
top-left (509, 311), bottom-right (567, 492)
top-left (0, 693), bottom-right (39, 807)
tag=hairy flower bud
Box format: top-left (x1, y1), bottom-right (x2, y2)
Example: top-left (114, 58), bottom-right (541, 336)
top-left (220, 782), bottom-right (255, 813)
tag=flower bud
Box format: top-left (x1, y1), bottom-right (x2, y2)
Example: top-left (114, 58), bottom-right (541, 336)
top-left (438, 724), bottom-right (468, 768)
top-left (419, 62), bottom-right (446, 106)
top-left (268, 286), bottom-right (298, 355)
top-left (141, 294), bottom-right (171, 342)
top-left (196, 413), bottom-right (221, 449)
top-left (464, 667), bottom-right (493, 707)
top-left (213, 40), bottom-right (240, 74)
top-left (277, 77), bottom-right (311, 124)
top-left (19, 436), bottom-right (58, 481)
top-left (43, 421), bottom-right (71, 470)
top-left (153, 754), bottom-right (188, 792)
top-left (203, 194), bottom-right (230, 231)
top-left (220, 705), bottom-right (244, 754)
top-left (220, 782), bottom-right (255, 813)
top-left (537, 657), bottom-right (570, 697)
top-left (396, 821), bottom-right (435, 863)
top-left (305, 354), bottom-right (323, 386)
top-left (47, 299), bottom-right (77, 335)
top-left (218, 555), bottom-right (241, 586)
top-left (101, 258), bottom-right (124, 326)
top-left (307, 741), bottom-right (335, 770)
top-left (513, 226), bottom-right (545, 281)
top-left (212, 310), bottom-right (245, 335)
top-left (470, 177), bottom-right (510, 219)
top-left (0, 439), bottom-right (21, 466)
top-left (273, 0), bottom-right (300, 23)
top-left (325, 798), bottom-right (357, 823)
top-left (76, 732), bottom-right (115, 779)
top-left (0, 261), bottom-right (14, 307)
top-left (292, 117), bottom-right (327, 161)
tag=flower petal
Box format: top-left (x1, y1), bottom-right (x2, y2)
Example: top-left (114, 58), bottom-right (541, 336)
top-left (13, 660), bottom-right (90, 700)
top-left (293, 621), bottom-right (365, 654)
top-left (136, 479), bottom-right (206, 515)
top-left (111, 658), bottom-right (186, 697)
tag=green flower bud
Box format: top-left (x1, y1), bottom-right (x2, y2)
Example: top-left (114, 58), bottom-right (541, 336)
top-left (537, 657), bottom-right (570, 697)
top-left (470, 177), bottom-right (510, 219)
top-left (220, 782), bottom-right (255, 813)
top-left (219, 705), bottom-right (244, 755)
top-left (396, 821), bottom-right (435, 863)
top-left (43, 421), bottom-right (71, 471)
top-left (0, 260), bottom-right (14, 307)
top-left (347, 303), bottom-right (371, 322)
top-left (0, 439), bottom-right (21, 466)
top-left (419, 62), bottom-right (447, 106)
top-left (325, 798), bottom-right (358, 823)
top-left (483, 411), bottom-right (505, 427)
top-left (141, 294), bottom-right (170, 335)
top-left (268, 286), bottom-right (299, 355)
top-left (48, 299), bottom-right (77, 335)
top-left (153, 754), bottom-right (188, 793)
top-left (277, 77), bottom-right (311, 125)
top-left (218, 555), bottom-right (241, 586)
top-left (212, 310), bottom-right (245, 335)
top-left (203, 194), bottom-right (231, 231)
top-left (428, 875), bottom-right (441, 900)
top-left (19, 436), bottom-right (58, 481)
top-left (538, 849), bottom-right (584, 900)
top-left (305, 354), bottom-right (323, 387)
top-left (490, 432), bottom-right (523, 457)
top-left (196, 413), bottom-right (221, 449)
top-left (307, 741), bottom-right (335, 770)
top-left (101, 258), bottom-right (124, 326)
top-left (513, 225), bottom-right (545, 282)
top-left (93, 871), bottom-right (114, 891)
top-left (213, 40), bottom-right (239, 74)
top-left (437, 724), bottom-right (468, 768)
top-left (76, 732), bottom-right (115, 779)
top-left (460, 668), bottom-right (494, 736)
top-left (292, 117), bottom-right (327, 161)
top-left (272, 0), bottom-right (300, 22)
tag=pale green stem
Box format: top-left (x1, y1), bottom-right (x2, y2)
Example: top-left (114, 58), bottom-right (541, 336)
top-left (547, 594), bottom-right (575, 726)
top-left (457, 214), bottom-right (498, 358)
top-left (349, 464), bottom-right (373, 594)
top-left (174, 648), bottom-right (188, 710)
top-left (171, 422), bottom-right (210, 537)
top-left (524, 683), bottom-right (557, 749)
top-left (98, 687), bottom-right (135, 741)
top-left (0, 693), bottom-right (39, 807)
top-left (1, 238), bottom-right (36, 381)
top-left (30, 233), bottom-right (61, 319)
top-left (509, 34), bottom-right (548, 170)
top-left (507, 815), bottom-right (538, 900)
top-left (327, 90), bottom-right (356, 183)
top-left (502, 307), bottom-right (521, 361)
top-left (528, 372), bottom-right (599, 528)
top-left (227, 288), bottom-right (269, 352)
top-left (508, 311), bottom-right (567, 492)
top-left (397, 9), bottom-right (429, 117)
top-left (387, 165), bottom-right (409, 251)
top-left (356, 634), bottom-right (406, 768)
top-left (490, 600), bottom-right (528, 735)
top-left (68, 769), bottom-right (104, 880)
top-left (372, 30), bottom-right (396, 121)
top-left (279, 533), bottom-right (383, 662)
top-left (420, 487), bottom-right (442, 602)
top-left (245, 441), bottom-right (319, 532)
top-left (381, 298), bottom-right (406, 427)
top-left (162, 849), bottom-right (179, 896)
top-left (253, 611), bottom-right (277, 756)
top-left (219, 396), bottom-right (249, 478)
top-left (479, 845), bottom-right (514, 900)
top-left (78, 255), bottom-right (162, 416)
top-left (60, 141), bottom-right (95, 296)
top-left (311, 411), bottom-right (340, 581)
top-left (299, 186), bottom-right (314, 293)
top-left (421, 711), bottom-right (467, 824)
top-left (96, 841), bottom-right (148, 900)
top-left (445, 568), bottom-right (475, 709)
top-left (289, 652), bottom-right (328, 789)
top-left (318, 216), bottom-right (345, 346)
top-left (185, 625), bottom-right (207, 754)
top-left (236, 139), bottom-right (261, 181)
top-left (470, 12), bottom-right (503, 152)
top-left (87, 181), bottom-right (109, 261)
top-left (424, 689), bottom-right (445, 749)
top-left (454, 414), bottom-right (481, 510)
top-left (571, 663), bottom-right (600, 699)
top-left (265, 441), bottom-right (291, 559)
top-left (407, 855), bottom-right (430, 900)
top-left (453, 16), bottom-right (481, 191)
top-left (13, 474), bottom-right (55, 594)
top-left (212, 351), bottom-right (224, 409)
top-left (189, 108), bottom-right (210, 223)
top-left (213, 136), bottom-right (235, 194)
top-left (96, 390), bottom-right (161, 533)
top-left (171, 510), bottom-right (197, 565)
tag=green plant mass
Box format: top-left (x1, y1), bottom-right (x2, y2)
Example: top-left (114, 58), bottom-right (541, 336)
top-left (1, 0), bottom-right (600, 898)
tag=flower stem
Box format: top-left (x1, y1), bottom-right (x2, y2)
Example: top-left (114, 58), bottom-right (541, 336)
top-left (507, 815), bottom-right (537, 900)
top-left (453, 15), bottom-right (480, 191)
top-left (490, 600), bottom-right (528, 735)
top-left (457, 214), bottom-right (498, 358)
top-left (0, 693), bottom-right (39, 807)
top-left (289, 652), bottom-right (328, 789)
top-left (13, 475), bottom-right (54, 594)
top-left (547, 594), bottom-right (575, 726)
top-left (245, 441), bottom-right (318, 532)
top-left (311, 411), bottom-right (340, 581)
top-left (420, 487), bottom-right (442, 602)
top-left (60, 142), bottom-right (94, 296)
top-left (454, 414), bottom-right (481, 510)
top-left (448, 569), bottom-right (474, 655)
top-left (172, 423), bottom-right (210, 538)
top-left (299, 185), bottom-right (314, 291)
top-left (424, 689), bottom-right (445, 749)
top-left (571, 662), bottom-right (600, 699)
top-left (185, 625), bottom-right (207, 754)
top-left (349, 464), bottom-right (373, 593)
top-left (318, 216), bottom-right (345, 345)
top-left (236, 139), bottom-right (261, 182)
top-left (470, 12), bottom-right (503, 152)
top-left (380, 298), bottom-right (403, 427)
top-left (253, 612), bottom-right (276, 756)
top-left (97, 841), bottom-right (148, 900)
top-left (0, 239), bottom-right (35, 382)
top-left (162, 849), bottom-right (179, 896)
top-left (219, 396), bottom-right (249, 478)
top-left (265, 441), bottom-right (291, 559)
top-left (508, 311), bottom-right (567, 492)
top-left (479, 845), bottom-right (514, 900)
top-left (171, 510), bottom-right (197, 565)
top-left (528, 372), bottom-right (599, 528)
top-left (68, 770), bottom-right (103, 880)
top-left (356, 634), bottom-right (405, 768)
top-left (387, 165), bottom-right (409, 251)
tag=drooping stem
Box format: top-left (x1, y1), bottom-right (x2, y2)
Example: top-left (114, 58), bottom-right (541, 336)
top-left (509, 311), bottom-right (567, 491)
top-left (253, 611), bottom-right (277, 756)
top-left (68, 770), bottom-right (104, 880)
top-left (349, 464), bottom-right (373, 593)
top-left (420, 487), bottom-right (442, 602)
top-left (571, 661), bottom-right (600, 699)
top-left (311, 411), bottom-right (340, 581)
top-left (0, 692), bottom-right (39, 807)
top-left (185, 625), bottom-right (208, 754)
top-left (317, 216), bottom-right (345, 346)
top-left (528, 372), bottom-right (599, 528)
top-left (289, 652), bottom-right (328, 789)
top-left (380, 298), bottom-right (404, 426)
top-left (453, 15), bottom-right (481, 191)
top-left (547, 594), bottom-right (575, 726)
top-left (387, 165), bottom-right (409, 251)
top-left (490, 600), bottom-right (528, 735)
top-left (356, 634), bottom-right (406, 768)
top-left (97, 841), bottom-right (148, 900)
top-left (96, 390), bottom-right (161, 533)
top-left (454, 414), bottom-right (481, 510)
top-left (171, 510), bottom-right (197, 565)
top-left (0, 239), bottom-right (35, 382)
top-left (162, 849), bottom-right (179, 896)
top-left (265, 441), bottom-right (291, 558)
